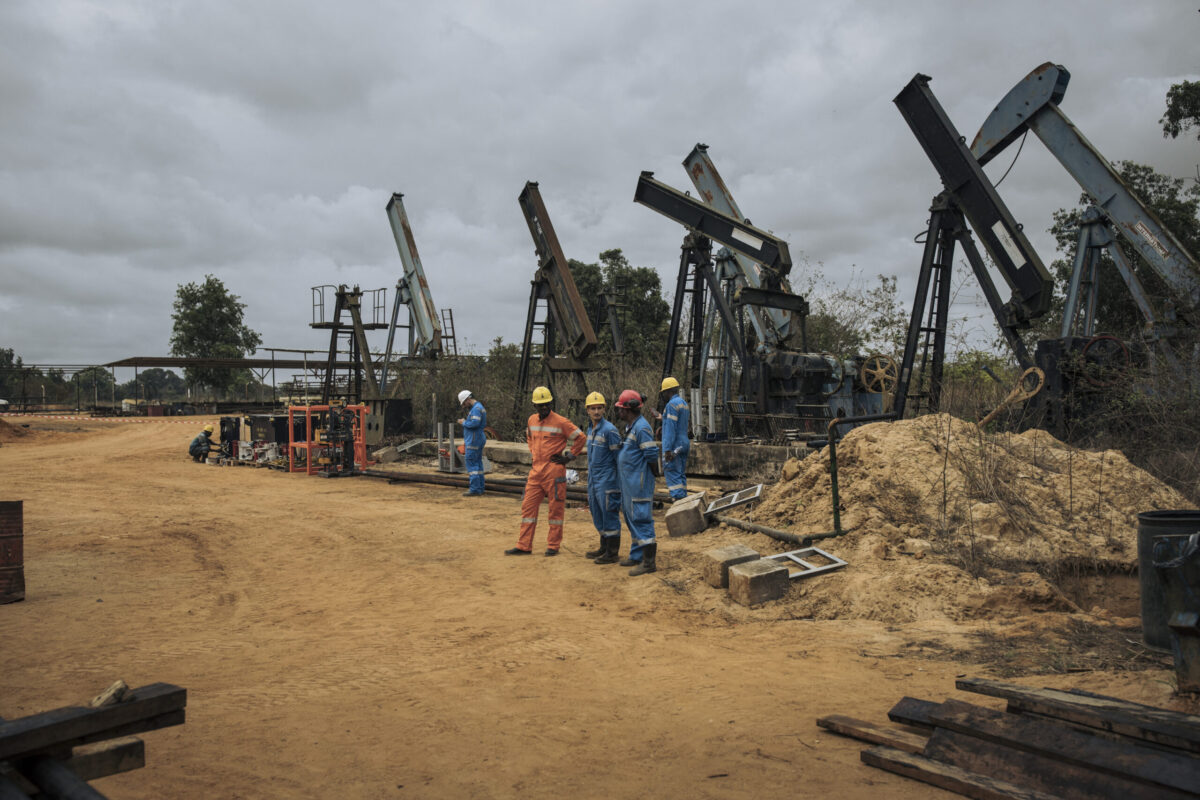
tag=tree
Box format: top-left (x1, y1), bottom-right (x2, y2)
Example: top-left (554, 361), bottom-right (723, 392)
top-left (117, 368), bottom-right (187, 402)
top-left (793, 269), bottom-right (910, 356)
top-left (1161, 80), bottom-right (1200, 141)
top-left (567, 249), bottom-right (670, 366)
top-left (169, 275), bottom-right (262, 396)
top-left (1041, 160), bottom-right (1200, 341)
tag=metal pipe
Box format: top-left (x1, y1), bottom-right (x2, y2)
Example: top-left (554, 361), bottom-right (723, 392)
top-left (361, 468), bottom-right (674, 503)
top-left (712, 514), bottom-right (805, 545)
top-left (825, 413), bottom-right (897, 537)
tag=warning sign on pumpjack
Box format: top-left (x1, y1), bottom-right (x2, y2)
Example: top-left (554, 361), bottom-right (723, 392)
top-left (991, 221), bottom-right (1026, 269)
top-left (1134, 220), bottom-right (1169, 259)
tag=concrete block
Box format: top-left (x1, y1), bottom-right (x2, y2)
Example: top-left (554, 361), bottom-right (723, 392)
top-left (728, 559), bottom-right (790, 606)
top-left (372, 445), bottom-right (400, 463)
top-left (665, 494), bottom-right (708, 537)
top-left (702, 544), bottom-right (760, 589)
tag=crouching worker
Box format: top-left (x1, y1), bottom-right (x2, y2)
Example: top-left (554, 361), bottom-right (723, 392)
top-left (189, 424), bottom-right (215, 462)
top-left (583, 392), bottom-right (623, 564)
top-left (614, 390), bottom-right (659, 576)
top-left (506, 386), bottom-right (586, 557)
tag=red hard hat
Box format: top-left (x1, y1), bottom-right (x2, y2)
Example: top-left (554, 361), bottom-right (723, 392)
top-left (614, 389), bottom-right (642, 409)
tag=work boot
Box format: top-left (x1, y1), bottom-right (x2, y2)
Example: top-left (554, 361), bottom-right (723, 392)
top-left (544, 549), bottom-right (558, 557)
top-left (504, 547), bottom-right (531, 556)
top-left (585, 536), bottom-right (606, 559)
top-left (462, 491), bottom-right (482, 497)
top-left (629, 544), bottom-right (657, 576)
top-left (593, 537), bottom-right (620, 564)
top-left (619, 555), bottom-right (639, 567)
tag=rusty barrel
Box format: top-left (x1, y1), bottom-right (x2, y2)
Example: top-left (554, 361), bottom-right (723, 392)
top-left (0, 500), bottom-right (24, 604)
top-left (1138, 510), bottom-right (1200, 649)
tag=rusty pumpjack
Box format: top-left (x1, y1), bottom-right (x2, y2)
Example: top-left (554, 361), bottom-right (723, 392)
top-left (515, 181), bottom-right (609, 418)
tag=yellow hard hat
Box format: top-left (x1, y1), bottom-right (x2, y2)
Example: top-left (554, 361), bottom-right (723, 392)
top-left (661, 376), bottom-right (680, 392)
top-left (585, 391), bottom-right (606, 407)
top-left (203, 424), bottom-right (215, 433)
top-left (531, 386), bottom-right (553, 404)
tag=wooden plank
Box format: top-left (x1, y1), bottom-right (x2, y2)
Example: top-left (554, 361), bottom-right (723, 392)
top-left (2, 738), bottom-right (145, 797)
top-left (0, 774), bottom-right (31, 800)
top-left (924, 725), bottom-right (1192, 800)
top-left (860, 745), bottom-right (1060, 800)
top-left (816, 714), bottom-right (929, 754)
top-left (67, 711), bottom-right (183, 751)
top-left (887, 697), bottom-right (941, 730)
top-left (18, 756), bottom-right (108, 800)
top-left (0, 684), bottom-right (185, 762)
top-left (929, 699), bottom-right (1200, 795)
top-left (67, 737), bottom-right (145, 783)
top-left (956, 678), bottom-right (1200, 754)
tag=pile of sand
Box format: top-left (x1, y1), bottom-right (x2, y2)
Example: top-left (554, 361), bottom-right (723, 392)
top-left (685, 414), bottom-right (1189, 623)
top-left (0, 418), bottom-right (31, 443)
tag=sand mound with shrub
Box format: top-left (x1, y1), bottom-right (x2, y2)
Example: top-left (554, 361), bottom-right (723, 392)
top-left (690, 413), bottom-right (1189, 622)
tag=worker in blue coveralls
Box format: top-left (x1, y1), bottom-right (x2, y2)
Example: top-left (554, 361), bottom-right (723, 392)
top-left (457, 389), bottom-right (487, 496)
top-left (659, 376), bottom-right (690, 501)
top-left (582, 391), bottom-right (624, 565)
top-left (614, 389), bottom-right (660, 576)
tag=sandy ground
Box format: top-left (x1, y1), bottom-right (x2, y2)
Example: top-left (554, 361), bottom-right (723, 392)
top-left (0, 416), bottom-right (1185, 799)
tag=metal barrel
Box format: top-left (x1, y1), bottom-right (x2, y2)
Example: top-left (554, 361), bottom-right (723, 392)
top-left (1154, 534), bottom-right (1200, 692)
top-left (0, 500), bottom-right (24, 604)
top-left (1137, 510), bottom-right (1200, 649)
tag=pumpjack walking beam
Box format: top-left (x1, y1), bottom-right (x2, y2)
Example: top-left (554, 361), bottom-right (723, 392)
top-left (970, 62), bottom-right (1200, 360)
top-left (516, 181), bottom-right (599, 407)
top-left (381, 193), bottom-right (443, 393)
top-left (633, 171), bottom-right (808, 337)
top-left (892, 72), bottom-right (1052, 415)
top-left (683, 144), bottom-right (807, 350)
top-left (895, 73), bottom-right (1054, 334)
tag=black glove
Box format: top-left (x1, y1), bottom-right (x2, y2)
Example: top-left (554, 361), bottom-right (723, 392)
top-left (549, 453), bottom-right (568, 464)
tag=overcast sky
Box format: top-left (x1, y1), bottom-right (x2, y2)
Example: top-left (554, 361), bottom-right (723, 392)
top-left (2, 1), bottom-right (1198, 374)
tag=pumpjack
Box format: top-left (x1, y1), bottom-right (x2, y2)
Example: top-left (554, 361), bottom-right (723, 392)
top-left (515, 181), bottom-right (607, 418)
top-left (309, 192), bottom-right (456, 444)
top-left (894, 64), bottom-right (1200, 433)
top-left (634, 145), bottom-right (896, 441)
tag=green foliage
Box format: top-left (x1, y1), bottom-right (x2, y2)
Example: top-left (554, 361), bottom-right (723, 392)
top-left (169, 275), bottom-right (262, 396)
top-left (1039, 160), bottom-right (1200, 342)
top-left (116, 368), bottom-right (188, 401)
top-left (0, 347), bottom-right (21, 399)
top-left (794, 269), bottom-right (909, 356)
top-left (1160, 80), bottom-right (1200, 141)
top-left (568, 249), bottom-right (670, 365)
top-left (72, 366), bottom-right (116, 393)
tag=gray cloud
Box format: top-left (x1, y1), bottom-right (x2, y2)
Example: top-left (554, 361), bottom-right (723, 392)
top-left (1, 0), bottom-right (1198, 374)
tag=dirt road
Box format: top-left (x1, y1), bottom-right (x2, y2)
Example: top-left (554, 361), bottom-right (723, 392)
top-left (0, 417), bottom-right (1180, 798)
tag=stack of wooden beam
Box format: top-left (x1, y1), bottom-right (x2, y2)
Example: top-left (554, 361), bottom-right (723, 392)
top-left (818, 677), bottom-right (1200, 799)
top-left (0, 683), bottom-right (186, 799)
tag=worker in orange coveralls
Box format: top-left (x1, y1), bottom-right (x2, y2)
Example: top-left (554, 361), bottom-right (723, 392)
top-left (505, 385), bottom-right (586, 557)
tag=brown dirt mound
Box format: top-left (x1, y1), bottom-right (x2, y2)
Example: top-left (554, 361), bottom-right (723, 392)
top-left (704, 414), bottom-right (1188, 623)
top-left (0, 417), bottom-right (32, 443)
